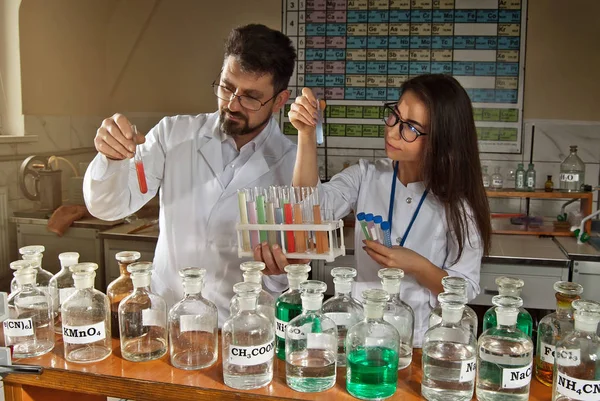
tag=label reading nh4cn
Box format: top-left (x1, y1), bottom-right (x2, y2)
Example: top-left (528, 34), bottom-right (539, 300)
top-left (142, 309), bottom-right (164, 327)
top-left (556, 348), bottom-right (581, 367)
top-left (501, 363), bottom-right (532, 389)
top-left (63, 321), bottom-right (106, 345)
top-left (557, 371), bottom-right (600, 401)
top-left (180, 315), bottom-right (211, 333)
top-left (275, 318), bottom-right (287, 340)
top-left (3, 318), bottom-right (34, 337)
top-left (459, 359), bottom-right (477, 382)
top-left (560, 173), bottom-right (579, 183)
top-left (540, 342), bottom-right (555, 364)
top-left (228, 342), bottom-right (274, 366)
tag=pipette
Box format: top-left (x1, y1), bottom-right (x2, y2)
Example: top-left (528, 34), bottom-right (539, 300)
top-left (316, 98), bottom-right (324, 145)
top-left (132, 125), bottom-right (148, 194)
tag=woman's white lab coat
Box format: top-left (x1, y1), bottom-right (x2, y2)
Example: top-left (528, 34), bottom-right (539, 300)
top-left (319, 158), bottom-right (482, 347)
top-left (83, 112), bottom-right (296, 326)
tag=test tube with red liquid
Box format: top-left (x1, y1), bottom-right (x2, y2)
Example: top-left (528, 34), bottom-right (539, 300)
top-left (132, 125), bottom-right (148, 194)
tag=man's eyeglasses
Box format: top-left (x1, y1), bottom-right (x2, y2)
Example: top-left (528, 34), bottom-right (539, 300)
top-left (382, 102), bottom-right (428, 143)
top-left (212, 81), bottom-right (279, 112)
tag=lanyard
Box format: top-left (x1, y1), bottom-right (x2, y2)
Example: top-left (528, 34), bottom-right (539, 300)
top-left (388, 162), bottom-right (429, 247)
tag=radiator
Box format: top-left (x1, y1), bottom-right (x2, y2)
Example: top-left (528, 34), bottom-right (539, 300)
top-left (0, 187), bottom-right (9, 275)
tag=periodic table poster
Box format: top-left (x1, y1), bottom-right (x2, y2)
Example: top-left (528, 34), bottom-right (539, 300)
top-left (282, 0), bottom-right (527, 154)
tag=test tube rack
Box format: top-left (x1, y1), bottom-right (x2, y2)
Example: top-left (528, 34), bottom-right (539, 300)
top-left (236, 220), bottom-right (346, 262)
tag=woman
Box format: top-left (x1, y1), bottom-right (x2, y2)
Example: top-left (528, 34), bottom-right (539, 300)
top-left (289, 74), bottom-right (491, 346)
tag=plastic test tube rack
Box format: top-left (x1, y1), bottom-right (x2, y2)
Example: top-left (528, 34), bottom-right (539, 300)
top-left (236, 220), bottom-right (346, 262)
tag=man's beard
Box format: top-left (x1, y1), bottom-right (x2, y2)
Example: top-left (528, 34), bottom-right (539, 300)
top-left (219, 108), bottom-right (272, 137)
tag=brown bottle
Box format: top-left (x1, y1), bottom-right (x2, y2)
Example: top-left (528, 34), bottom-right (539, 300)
top-left (107, 251), bottom-right (141, 338)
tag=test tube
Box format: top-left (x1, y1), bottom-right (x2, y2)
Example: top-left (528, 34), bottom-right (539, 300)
top-left (373, 215), bottom-right (384, 243)
top-left (266, 188), bottom-right (277, 246)
top-left (316, 99), bottom-right (324, 145)
top-left (381, 221), bottom-right (392, 248)
top-left (356, 212), bottom-right (372, 241)
top-left (246, 189), bottom-right (259, 249)
top-left (284, 202), bottom-right (296, 253)
top-left (237, 189), bottom-right (251, 252)
top-left (365, 213), bottom-right (376, 241)
top-left (321, 208), bottom-right (334, 251)
top-left (255, 187), bottom-right (268, 243)
top-left (293, 187), bottom-right (307, 253)
top-left (132, 125), bottom-right (148, 194)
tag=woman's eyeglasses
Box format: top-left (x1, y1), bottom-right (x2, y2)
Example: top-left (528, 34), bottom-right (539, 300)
top-left (382, 102), bottom-right (428, 143)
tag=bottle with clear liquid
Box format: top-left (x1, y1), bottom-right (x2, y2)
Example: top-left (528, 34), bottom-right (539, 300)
top-left (118, 262), bottom-right (168, 362)
top-left (536, 281), bottom-right (583, 386)
top-left (515, 163), bottom-right (526, 191)
top-left (346, 289), bottom-right (399, 400)
top-left (322, 267), bottom-right (364, 367)
top-left (168, 267), bottom-right (218, 370)
top-left (49, 252), bottom-right (80, 334)
top-left (275, 264), bottom-right (311, 360)
top-left (422, 292), bottom-right (477, 401)
top-left (223, 282), bottom-right (274, 390)
top-left (230, 261), bottom-right (275, 326)
top-left (18, 245), bottom-right (53, 294)
top-left (482, 165), bottom-right (491, 189)
top-left (491, 166), bottom-right (504, 190)
top-left (428, 276), bottom-right (478, 336)
top-left (560, 145), bottom-right (586, 192)
top-left (476, 295), bottom-right (533, 401)
top-left (286, 280), bottom-right (337, 392)
top-left (526, 163), bottom-right (536, 192)
top-left (61, 262), bottom-right (111, 363)
top-left (482, 276), bottom-right (533, 337)
top-left (379, 268), bottom-right (414, 369)
top-left (107, 251), bottom-right (140, 339)
top-left (3, 266), bottom-right (55, 358)
top-left (552, 300), bottom-right (600, 401)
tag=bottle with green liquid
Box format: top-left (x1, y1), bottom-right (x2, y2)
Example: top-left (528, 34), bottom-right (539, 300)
top-left (275, 263), bottom-right (311, 360)
top-left (482, 276), bottom-right (533, 337)
top-left (346, 289), bottom-right (399, 400)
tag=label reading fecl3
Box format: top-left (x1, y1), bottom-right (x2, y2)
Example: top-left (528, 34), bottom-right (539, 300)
top-left (557, 371), bottom-right (600, 401)
top-left (540, 342), bottom-right (555, 364)
top-left (459, 359), bottom-right (476, 382)
top-left (501, 363), bottom-right (532, 389)
top-left (3, 318), bottom-right (34, 337)
top-left (228, 342), bottom-right (274, 366)
top-left (63, 321), bottom-right (106, 345)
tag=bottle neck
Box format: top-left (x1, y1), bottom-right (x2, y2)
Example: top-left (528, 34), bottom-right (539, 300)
top-left (132, 275), bottom-right (151, 290)
top-left (119, 263), bottom-right (131, 277)
top-left (237, 296), bottom-right (258, 312)
top-left (183, 280), bottom-right (203, 297)
top-left (334, 280), bottom-right (352, 296)
top-left (288, 275), bottom-right (307, 291)
top-left (243, 273), bottom-right (262, 285)
top-left (441, 305), bottom-right (464, 324)
top-left (444, 286), bottom-right (467, 298)
top-left (302, 295), bottom-right (323, 312)
top-left (74, 276), bottom-right (95, 289)
top-left (382, 281), bottom-right (401, 297)
top-left (364, 304), bottom-right (384, 320)
top-left (498, 288), bottom-right (521, 297)
top-left (496, 308), bottom-right (519, 329)
top-left (556, 298), bottom-right (576, 318)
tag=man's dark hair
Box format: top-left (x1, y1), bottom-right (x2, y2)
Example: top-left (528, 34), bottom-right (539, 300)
top-left (224, 24), bottom-right (297, 95)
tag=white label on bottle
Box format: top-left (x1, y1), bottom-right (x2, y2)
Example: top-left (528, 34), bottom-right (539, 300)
top-left (501, 363), bottom-right (532, 389)
top-left (275, 318), bottom-right (287, 339)
top-left (15, 296), bottom-right (48, 308)
top-left (459, 359), bottom-right (477, 382)
top-left (556, 348), bottom-right (581, 367)
top-left (557, 371), bottom-right (600, 400)
top-left (63, 321), bottom-right (106, 345)
top-left (307, 333), bottom-right (336, 350)
top-left (228, 341), bottom-right (274, 366)
top-left (540, 342), bottom-right (555, 364)
top-left (560, 173), bottom-right (579, 183)
top-left (483, 178), bottom-right (490, 187)
top-left (3, 318), bottom-right (34, 337)
top-left (59, 288), bottom-right (76, 304)
top-left (429, 314), bottom-right (442, 328)
top-left (527, 177), bottom-right (535, 187)
top-left (142, 309), bottom-right (164, 327)
top-left (287, 323), bottom-right (310, 340)
top-left (180, 315), bottom-right (212, 333)
top-left (516, 176), bottom-right (524, 188)
top-left (325, 312), bottom-right (352, 327)
top-left (492, 179), bottom-right (503, 186)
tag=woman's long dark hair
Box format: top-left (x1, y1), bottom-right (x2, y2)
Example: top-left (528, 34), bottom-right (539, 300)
top-left (401, 74), bottom-right (491, 261)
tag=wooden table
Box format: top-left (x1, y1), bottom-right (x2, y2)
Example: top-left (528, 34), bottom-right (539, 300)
top-left (3, 338), bottom-right (552, 401)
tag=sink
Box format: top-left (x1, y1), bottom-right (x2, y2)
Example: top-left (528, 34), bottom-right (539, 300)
top-left (589, 236), bottom-right (600, 252)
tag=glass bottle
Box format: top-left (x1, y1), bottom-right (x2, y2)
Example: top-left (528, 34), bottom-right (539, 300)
top-left (230, 261), bottom-right (275, 326)
top-left (422, 292), bottom-right (477, 401)
top-left (526, 163), bottom-right (536, 192)
top-left (18, 245), bottom-right (53, 294)
top-left (428, 276), bottom-right (478, 336)
top-left (552, 300), bottom-right (600, 401)
top-left (346, 289), bottom-right (399, 400)
top-left (9, 260), bottom-right (33, 295)
top-left (168, 267), bottom-right (218, 370)
top-left (476, 295), bottom-right (533, 401)
top-left (491, 166), bottom-right (504, 190)
top-left (379, 268), bottom-right (414, 369)
top-left (322, 267), bottom-right (364, 367)
top-left (545, 175), bottom-right (554, 192)
top-left (4, 266), bottom-right (55, 358)
top-left (222, 282), bottom-right (274, 390)
top-left (118, 261), bottom-right (168, 362)
top-left (61, 262), bottom-right (111, 363)
top-left (515, 163), bottom-right (526, 191)
top-left (49, 252), bottom-right (80, 334)
top-left (482, 276), bottom-right (533, 337)
top-left (535, 281), bottom-right (583, 386)
top-left (560, 145), bottom-right (586, 192)
top-left (482, 165), bottom-right (491, 189)
top-left (107, 251), bottom-right (141, 339)
top-left (275, 263), bottom-right (311, 360)
top-left (286, 280), bottom-right (337, 392)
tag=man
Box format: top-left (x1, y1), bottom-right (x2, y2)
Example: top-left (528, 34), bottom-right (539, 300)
top-left (84, 24), bottom-right (297, 325)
